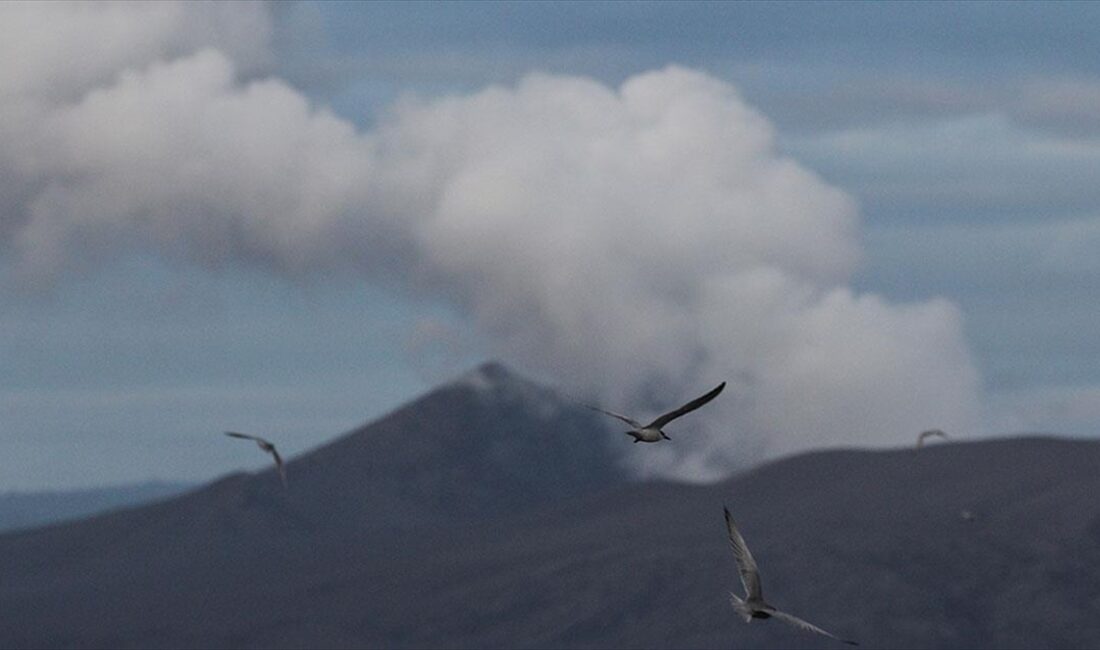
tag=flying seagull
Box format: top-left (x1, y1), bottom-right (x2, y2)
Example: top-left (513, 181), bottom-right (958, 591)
top-left (584, 382), bottom-right (725, 443)
top-left (915, 428), bottom-right (949, 450)
top-left (723, 507), bottom-right (858, 646)
top-left (225, 431), bottom-right (287, 487)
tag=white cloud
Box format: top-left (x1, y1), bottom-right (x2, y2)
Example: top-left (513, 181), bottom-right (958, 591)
top-left (0, 1), bottom-right (271, 104)
top-left (0, 3), bottom-right (988, 480)
top-left (689, 278), bottom-right (981, 464)
top-left (367, 69), bottom-right (984, 478)
top-left (988, 385), bottom-right (1100, 437)
top-left (1013, 77), bottom-right (1100, 136)
top-left (11, 49), bottom-right (375, 281)
top-left (788, 113), bottom-right (1100, 221)
top-left (0, 1), bottom-right (274, 255)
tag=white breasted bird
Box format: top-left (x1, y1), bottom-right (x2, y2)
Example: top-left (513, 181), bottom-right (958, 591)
top-left (723, 506), bottom-right (858, 646)
top-left (584, 382), bottom-right (726, 443)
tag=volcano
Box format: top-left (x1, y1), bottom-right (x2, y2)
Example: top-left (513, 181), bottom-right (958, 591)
top-left (1, 363), bottom-right (1099, 649)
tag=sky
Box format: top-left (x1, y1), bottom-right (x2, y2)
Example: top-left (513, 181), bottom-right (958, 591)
top-left (3, 1), bottom-right (1100, 491)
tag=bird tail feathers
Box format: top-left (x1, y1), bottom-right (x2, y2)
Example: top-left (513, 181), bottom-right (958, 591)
top-left (729, 593), bottom-right (753, 623)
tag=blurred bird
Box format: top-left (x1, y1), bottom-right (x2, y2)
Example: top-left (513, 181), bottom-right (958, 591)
top-left (225, 431), bottom-right (287, 488)
top-left (915, 429), bottom-right (949, 450)
top-left (723, 506), bottom-right (858, 646)
top-left (584, 382), bottom-right (725, 443)
top-left (960, 509), bottom-right (976, 522)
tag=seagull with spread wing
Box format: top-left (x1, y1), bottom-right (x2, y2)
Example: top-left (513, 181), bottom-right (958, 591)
top-left (915, 428), bottom-right (949, 450)
top-left (584, 382), bottom-right (725, 443)
top-left (225, 431), bottom-right (287, 488)
top-left (723, 506), bottom-right (858, 646)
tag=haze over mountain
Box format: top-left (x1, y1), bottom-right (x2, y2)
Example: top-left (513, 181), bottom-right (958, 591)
top-left (1, 363), bottom-right (1098, 649)
top-left (0, 481), bottom-right (192, 534)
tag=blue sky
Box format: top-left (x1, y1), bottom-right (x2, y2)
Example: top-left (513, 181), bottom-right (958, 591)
top-left (3, 1), bottom-right (1100, 490)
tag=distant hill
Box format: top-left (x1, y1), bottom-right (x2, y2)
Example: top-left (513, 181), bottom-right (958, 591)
top-left (0, 480), bottom-right (192, 534)
top-left (1, 363), bottom-right (1098, 649)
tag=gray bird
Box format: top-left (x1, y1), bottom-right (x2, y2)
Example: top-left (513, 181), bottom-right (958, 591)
top-left (225, 431), bottom-right (287, 487)
top-left (584, 382), bottom-right (725, 443)
top-left (915, 429), bottom-right (949, 450)
top-left (724, 507), bottom-right (858, 646)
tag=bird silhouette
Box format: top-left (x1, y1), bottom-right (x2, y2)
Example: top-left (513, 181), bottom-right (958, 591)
top-left (225, 431), bottom-right (287, 488)
top-left (915, 429), bottom-right (949, 450)
top-left (723, 506), bottom-right (858, 646)
top-left (584, 382), bottom-right (725, 443)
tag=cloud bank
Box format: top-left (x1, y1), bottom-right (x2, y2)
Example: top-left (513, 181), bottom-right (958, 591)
top-left (0, 2), bottom-right (986, 480)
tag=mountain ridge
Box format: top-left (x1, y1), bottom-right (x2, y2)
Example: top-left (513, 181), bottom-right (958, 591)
top-left (0, 480), bottom-right (193, 534)
top-left (1, 364), bottom-right (1098, 648)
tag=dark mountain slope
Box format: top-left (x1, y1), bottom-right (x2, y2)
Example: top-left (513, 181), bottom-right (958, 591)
top-left (310, 437), bottom-right (1100, 650)
top-left (0, 362), bottom-right (633, 647)
top-left (0, 362), bottom-right (627, 546)
top-left (285, 361), bottom-right (631, 527)
top-left (1, 364), bottom-right (1098, 649)
top-left (0, 481), bottom-right (192, 533)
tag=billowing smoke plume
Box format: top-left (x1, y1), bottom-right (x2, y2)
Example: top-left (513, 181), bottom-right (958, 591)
top-left (0, 3), bottom-right (986, 480)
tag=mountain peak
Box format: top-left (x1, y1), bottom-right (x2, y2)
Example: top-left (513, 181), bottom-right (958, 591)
top-left (471, 360), bottom-right (512, 380)
top-left (452, 360), bottom-right (530, 391)
top-left (256, 359), bottom-right (630, 528)
top-left (447, 361), bottom-right (563, 410)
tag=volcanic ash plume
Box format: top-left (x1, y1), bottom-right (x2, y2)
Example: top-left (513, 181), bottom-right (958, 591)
top-left (0, 2), bottom-right (985, 480)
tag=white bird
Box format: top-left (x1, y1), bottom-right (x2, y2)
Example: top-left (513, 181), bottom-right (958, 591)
top-left (724, 507), bottom-right (858, 646)
top-left (225, 431), bottom-right (287, 488)
top-left (915, 429), bottom-right (949, 449)
top-left (584, 382), bottom-right (725, 443)
top-left (960, 509), bottom-right (976, 522)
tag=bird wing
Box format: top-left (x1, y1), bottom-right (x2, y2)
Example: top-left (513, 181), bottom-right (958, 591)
top-left (226, 432), bottom-right (285, 487)
top-left (723, 507), bottom-right (762, 600)
top-left (915, 429), bottom-right (947, 449)
top-left (271, 448), bottom-right (287, 488)
top-left (768, 609), bottom-right (859, 646)
top-left (583, 404), bottom-right (643, 429)
top-left (649, 382), bottom-right (726, 429)
top-left (225, 431), bottom-right (273, 446)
